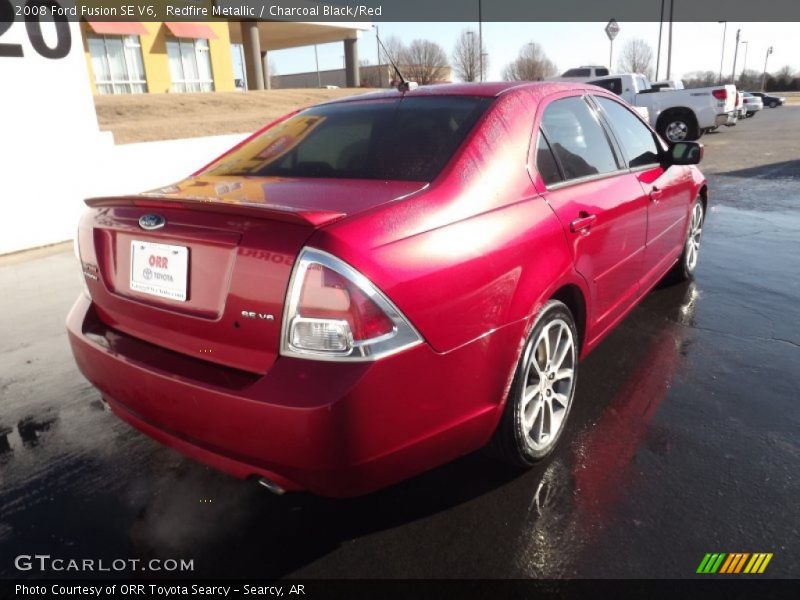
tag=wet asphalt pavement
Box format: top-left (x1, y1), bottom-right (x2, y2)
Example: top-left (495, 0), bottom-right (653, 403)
top-left (1, 107), bottom-right (798, 580)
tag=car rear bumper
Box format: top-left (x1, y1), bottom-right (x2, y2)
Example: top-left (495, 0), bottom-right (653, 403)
top-left (67, 296), bottom-right (513, 497)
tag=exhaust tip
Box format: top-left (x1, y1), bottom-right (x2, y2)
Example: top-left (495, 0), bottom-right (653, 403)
top-left (257, 477), bottom-right (286, 495)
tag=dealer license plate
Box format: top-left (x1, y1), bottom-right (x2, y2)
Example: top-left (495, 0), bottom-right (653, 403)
top-left (130, 240), bottom-right (188, 301)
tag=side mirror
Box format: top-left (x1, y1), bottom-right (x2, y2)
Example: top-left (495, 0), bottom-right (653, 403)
top-left (669, 141), bottom-right (703, 165)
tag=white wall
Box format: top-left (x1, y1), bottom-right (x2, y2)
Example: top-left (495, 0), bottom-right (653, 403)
top-left (0, 18), bottom-right (248, 255)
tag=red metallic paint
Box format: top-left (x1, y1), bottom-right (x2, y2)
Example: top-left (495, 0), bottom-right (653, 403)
top-left (68, 82), bottom-right (706, 496)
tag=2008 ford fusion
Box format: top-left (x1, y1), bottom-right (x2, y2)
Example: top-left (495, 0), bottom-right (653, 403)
top-left (68, 82), bottom-right (707, 497)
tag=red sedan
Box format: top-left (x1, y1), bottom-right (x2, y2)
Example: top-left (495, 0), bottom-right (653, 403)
top-left (67, 82), bottom-right (707, 497)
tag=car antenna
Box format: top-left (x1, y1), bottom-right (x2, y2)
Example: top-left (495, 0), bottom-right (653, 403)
top-left (375, 33), bottom-right (418, 92)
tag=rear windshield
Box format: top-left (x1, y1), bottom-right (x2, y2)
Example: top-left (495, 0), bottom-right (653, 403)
top-left (203, 96), bottom-right (493, 182)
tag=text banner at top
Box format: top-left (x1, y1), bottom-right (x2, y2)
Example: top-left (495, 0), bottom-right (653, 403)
top-left (6, 0), bottom-right (800, 22)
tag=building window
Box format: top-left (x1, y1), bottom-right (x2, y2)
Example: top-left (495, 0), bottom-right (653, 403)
top-left (167, 38), bottom-right (214, 92)
top-left (88, 35), bottom-right (147, 94)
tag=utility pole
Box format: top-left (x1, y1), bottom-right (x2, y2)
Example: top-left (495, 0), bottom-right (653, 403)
top-left (718, 21), bottom-right (727, 84)
top-left (478, 0), bottom-right (483, 81)
top-left (761, 46), bottom-right (773, 91)
top-left (374, 25), bottom-right (383, 87)
top-left (740, 40), bottom-right (748, 83)
top-left (655, 0), bottom-right (665, 80)
top-left (730, 28), bottom-right (741, 83)
top-left (314, 44), bottom-right (321, 88)
top-left (666, 0), bottom-right (674, 79)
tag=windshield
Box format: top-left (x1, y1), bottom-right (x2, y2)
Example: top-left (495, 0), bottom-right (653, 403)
top-left (203, 96), bottom-right (493, 182)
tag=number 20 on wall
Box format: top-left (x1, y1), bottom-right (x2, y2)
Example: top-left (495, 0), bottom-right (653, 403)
top-left (0, 0), bottom-right (71, 59)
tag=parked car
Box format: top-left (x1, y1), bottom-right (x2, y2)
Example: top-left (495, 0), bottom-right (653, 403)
top-left (650, 79), bottom-right (685, 90)
top-left (741, 92), bottom-right (764, 117)
top-left (751, 91), bottom-right (786, 108)
top-left (735, 91), bottom-right (747, 120)
top-left (68, 82), bottom-right (708, 497)
top-left (581, 73), bottom-right (736, 141)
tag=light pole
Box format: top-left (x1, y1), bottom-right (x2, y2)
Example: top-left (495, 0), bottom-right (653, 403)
top-left (373, 25), bottom-right (383, 88)
top-left (761, 46), bottom-right (773, 92)
top-left (740, 40), bottom-right (749, 84)
top-left (717, 21), bottom-right (727, 84)
top-left (314, 44), bottom-right (321, 88)
top-left (478, 0), bottom-right (483, 81)
top-left (467, 30), bottom-right (475, 81)
top-left (666, 0), bottom-right (674, 79)
top-left (655, 0), bottom-right (665, 80)
top-left (730, 28), bottom-right (741, 83)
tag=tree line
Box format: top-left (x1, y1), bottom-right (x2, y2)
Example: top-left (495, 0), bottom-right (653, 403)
top-left (358, 32), bottom-right (798, 91)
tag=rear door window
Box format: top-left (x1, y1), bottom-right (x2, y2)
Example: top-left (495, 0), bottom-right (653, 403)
top-left (535, 130), bottom-right (563, 186)
top-left (541, 96), bottom-right (621, 181)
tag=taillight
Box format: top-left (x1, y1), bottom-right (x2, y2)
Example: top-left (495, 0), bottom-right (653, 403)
top-left (281, 248), bottom-right (422, 360)
top-left (73, 231), bottom-right (91, 300)
top-left (712, 89), bottom-right (727, 101)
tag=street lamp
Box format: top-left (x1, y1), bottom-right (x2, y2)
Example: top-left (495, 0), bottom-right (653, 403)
top-left (372, 25), bottom-right (383, 88)
top-left (717, 21), bottom-right (727, 84)
top-left (761, 46), bottom-right (774, 92)
top-left (478, 0), bottom-right (483, 81)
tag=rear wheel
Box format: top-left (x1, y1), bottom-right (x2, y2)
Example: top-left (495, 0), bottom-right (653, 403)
top-left (768, 100), bottom-right (778, 108)
top-left (658, 110), bottom-right (699, 142)
top-left (670, 200), bottom-right (704, 281)
top-left (491, 300), bottom-right (579, 466)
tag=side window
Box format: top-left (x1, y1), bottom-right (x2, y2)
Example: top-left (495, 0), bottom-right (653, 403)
top-left (535, 130), bottom-right (562, 186)
top-left (541, 96), bottom-right (620, 181)
top-left (594, 96), bottom-right (660, 168)
top-left (595, 68), bottom-right (610, 76)
top-left (589, 78), bottom-right (622, 95)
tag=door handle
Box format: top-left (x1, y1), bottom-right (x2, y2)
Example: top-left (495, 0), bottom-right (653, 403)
top-left (570, 212), bottom-right (597, 233)
top-left (650, 186), bottom-right (664, 202)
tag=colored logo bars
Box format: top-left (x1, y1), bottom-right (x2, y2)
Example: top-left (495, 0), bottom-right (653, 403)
top-left (697, 553), bottom-right (773, 574)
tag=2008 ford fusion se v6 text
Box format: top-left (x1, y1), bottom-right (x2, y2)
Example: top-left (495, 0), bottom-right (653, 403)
top-left (67, 82), bottom-right (707, 497)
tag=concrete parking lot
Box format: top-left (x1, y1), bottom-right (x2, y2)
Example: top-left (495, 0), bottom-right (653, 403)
top-left (1, 106), bottom-right (798, 579)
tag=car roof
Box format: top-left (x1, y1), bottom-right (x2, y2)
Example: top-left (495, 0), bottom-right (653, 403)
top-left (322, 81), bottom-right (598, 104)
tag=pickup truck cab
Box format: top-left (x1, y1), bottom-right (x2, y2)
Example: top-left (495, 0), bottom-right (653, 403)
top-left (581, 73), bottom-right (736, 142)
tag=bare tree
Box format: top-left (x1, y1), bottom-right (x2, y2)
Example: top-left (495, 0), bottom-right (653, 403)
top-left (403, 39), bottom-right (450, 85)
top-left (452, 29), bottom-right (486, 82)
top-left (617, 38), bottom-right (654, 78)
top-left (502, 43), bottom-right (557, 81)
top-left (682, 70), bottom-right (718, 88)
top-left (380, 35), bottom-right (406, 68)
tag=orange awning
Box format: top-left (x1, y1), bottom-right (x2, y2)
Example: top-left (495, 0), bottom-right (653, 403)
top-left (164, 22), bottom-right (218, 40)
top-left (86, 22), bottom-right (149, 36)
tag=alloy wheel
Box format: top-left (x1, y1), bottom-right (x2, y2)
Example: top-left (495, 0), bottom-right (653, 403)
top-left (518, 318), bottom-right (576, 452)
top-left (686, 202), bottom-right (704, 271)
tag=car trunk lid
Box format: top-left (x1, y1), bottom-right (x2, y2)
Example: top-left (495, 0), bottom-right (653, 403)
top-left (78, 176), bottom-right (426, 374)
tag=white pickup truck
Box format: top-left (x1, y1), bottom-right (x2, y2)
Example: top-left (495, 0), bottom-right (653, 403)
top-left (578, 73), bottom-right (737, 142)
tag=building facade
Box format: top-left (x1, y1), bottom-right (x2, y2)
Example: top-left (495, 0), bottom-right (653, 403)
top-left (80, 21), bottom-right (369, 95)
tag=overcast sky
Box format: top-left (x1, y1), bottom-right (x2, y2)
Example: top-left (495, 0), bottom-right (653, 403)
top-left (266, 21), bottom-right (799, 82)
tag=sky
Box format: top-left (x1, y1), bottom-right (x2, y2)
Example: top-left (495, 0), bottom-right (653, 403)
top-left (263, 21), bottom-right (799, 82)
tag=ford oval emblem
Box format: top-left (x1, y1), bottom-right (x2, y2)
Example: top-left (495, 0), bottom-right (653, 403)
top-left (139, 214), bottom-right (166, 230)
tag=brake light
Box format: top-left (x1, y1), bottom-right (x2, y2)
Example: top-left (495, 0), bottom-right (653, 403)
top-left (712, 89), bottom-right (727, 101)
top-left (281, 248), bottom-right (422, 360)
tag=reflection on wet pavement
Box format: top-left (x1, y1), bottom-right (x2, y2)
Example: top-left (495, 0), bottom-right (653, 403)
top-left (0, 109), bottom-right (798, 579)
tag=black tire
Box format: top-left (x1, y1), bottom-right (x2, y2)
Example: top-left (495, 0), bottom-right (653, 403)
top-left (490, 300), bottom-right (579, 467)
top-left (657, 110), bottom-right (699, 142)
top-left (669, 199), bottom-right (705, 282)
top-left (768, 100), bottom-right (778, 108)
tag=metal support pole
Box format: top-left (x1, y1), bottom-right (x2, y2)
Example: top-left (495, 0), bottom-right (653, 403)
top-left (718, 21), bottom-right (727, 84)
top-left (656, 0), bottom-right (665, 80)
top-left (666, 0), bottom-right (674, 79)
top-left (731, 28), bottom-right (741, 83)
top-left (242, 21), bottom-right (264, 91)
